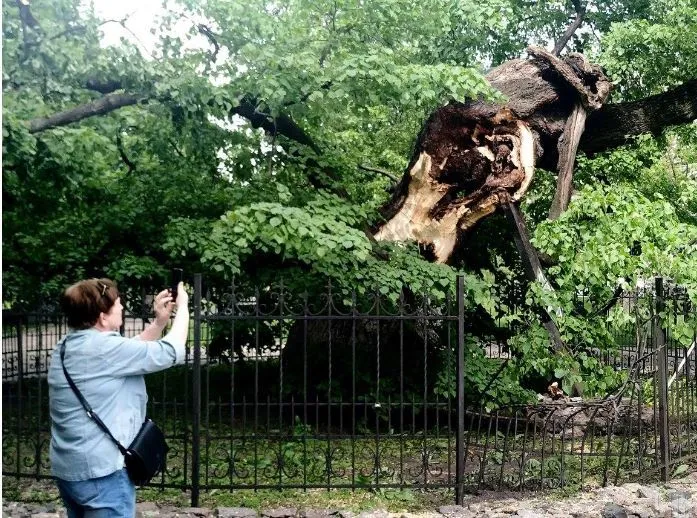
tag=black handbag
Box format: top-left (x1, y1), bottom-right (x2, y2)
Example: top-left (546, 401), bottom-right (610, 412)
top-left (60, 339), bottom-right (169, 486)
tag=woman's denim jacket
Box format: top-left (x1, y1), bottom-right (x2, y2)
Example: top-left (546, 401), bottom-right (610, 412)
top-left (48, 328), bottom-right (185, 481)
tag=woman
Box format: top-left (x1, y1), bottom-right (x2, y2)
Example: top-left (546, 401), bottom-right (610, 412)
top-left (48, 278), bottom-right (189, 517)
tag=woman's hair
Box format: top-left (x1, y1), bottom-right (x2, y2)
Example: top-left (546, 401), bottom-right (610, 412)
top-left (60, 278), bottom-right (120, 330)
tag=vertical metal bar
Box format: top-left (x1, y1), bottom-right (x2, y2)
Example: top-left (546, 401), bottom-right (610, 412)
top-left (35, 318), bottom-right (43, 478)
top-left (205, 290), bottom-right (212, 489)
top-left (350, 293), bottom-right (356, 489)
top-left (654, 277), bottom-right (670, 482)
top-left (16, 317), bottom-right (24, 478)
top-left (279, 281), bottom-right (285, 489)
top-left (446, 299), bottom-right (452, 488)
top-left (399, 292), bottom-right (405, 487)
top-left (253, 288), bottom-right (260, 490)
top-left (455, 275), bottom-right (465, 505)
top-left (230, 279), bottom-right (237, 489)
top-left (191, 274), bottom-right (202, 506)
top-left (327, 282), bottom-right (333, 490)
top-left (303, 292), bottom-right (309, 489)
top-left (421, 292), bottom-right (427, 488)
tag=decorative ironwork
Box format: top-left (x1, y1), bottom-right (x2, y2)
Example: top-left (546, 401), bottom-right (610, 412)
top-left (2, 276), bottom-right (695, 506)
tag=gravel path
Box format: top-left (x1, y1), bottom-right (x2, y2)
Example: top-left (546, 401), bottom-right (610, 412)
top-left (4, 475), bottom-right (697, 518)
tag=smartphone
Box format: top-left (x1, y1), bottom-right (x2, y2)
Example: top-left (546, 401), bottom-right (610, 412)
top-left (171, 268), bottom-right (183, 301)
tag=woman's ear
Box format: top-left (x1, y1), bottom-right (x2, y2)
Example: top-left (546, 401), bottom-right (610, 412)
top-left (95, 311), bottom-right (108, 330)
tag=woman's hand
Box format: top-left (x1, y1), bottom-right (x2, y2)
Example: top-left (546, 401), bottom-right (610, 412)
top-left (153, 289), bottom-right (175, 327)
top-left (174, 282), bottom-right (189, 308)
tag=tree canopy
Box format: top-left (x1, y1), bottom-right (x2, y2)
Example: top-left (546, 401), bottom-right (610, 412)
top-left (3, 0), bottom-right (696, 404)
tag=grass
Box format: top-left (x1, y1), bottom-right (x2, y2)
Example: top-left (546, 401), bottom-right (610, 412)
top-left (1, 477), bottom-right (450, 512)
top-left (1, 424), bottom-right (666, 497)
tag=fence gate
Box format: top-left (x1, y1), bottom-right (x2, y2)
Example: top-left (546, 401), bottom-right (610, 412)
top-left (655, 278), bottom-right (697, 480)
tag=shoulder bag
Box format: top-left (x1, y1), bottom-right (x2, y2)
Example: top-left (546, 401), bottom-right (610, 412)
top-left (59, 339), bottom-right (169, 486)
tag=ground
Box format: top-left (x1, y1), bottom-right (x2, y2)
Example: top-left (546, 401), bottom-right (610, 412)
top-left (3, 472), bottom-right (697, 517)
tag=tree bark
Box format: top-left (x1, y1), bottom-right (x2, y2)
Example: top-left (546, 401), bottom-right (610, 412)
top-left (580, 79), bottom-right (697, 155)
top-left (374, 48), bottom-right (611, 263)
top-left (28, 93), bottom-right (142, 133)
top-left (549, 102), bottom-right (587, 220)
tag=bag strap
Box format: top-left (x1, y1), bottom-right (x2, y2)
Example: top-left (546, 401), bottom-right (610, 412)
top-left (60, 337), bottom-right (128, 456)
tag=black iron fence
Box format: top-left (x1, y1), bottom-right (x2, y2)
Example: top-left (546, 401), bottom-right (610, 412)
top-left (2, 276), bottom-right (696, 506)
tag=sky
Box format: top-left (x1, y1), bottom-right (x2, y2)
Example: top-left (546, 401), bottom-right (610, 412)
top-left (92, 0), bottom-right (165, 56)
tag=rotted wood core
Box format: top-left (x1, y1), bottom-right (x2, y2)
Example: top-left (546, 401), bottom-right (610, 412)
top-left (374, 108), bottom-right (535, 262)
top-left (375, 47), bottom-right (611, 263)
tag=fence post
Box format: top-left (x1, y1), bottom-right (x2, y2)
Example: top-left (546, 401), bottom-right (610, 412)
top-left (654, 277), bottom-right (671, 482)
top-left (16, 316), bottom-right (24, 479)
top-left (191, 274), bottom-right (202, 506)
top-left (455, 275), bottom-right (465, 505)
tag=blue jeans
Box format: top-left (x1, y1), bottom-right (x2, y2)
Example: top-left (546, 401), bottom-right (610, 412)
top-left (55, 469), bottom-right (135, 518)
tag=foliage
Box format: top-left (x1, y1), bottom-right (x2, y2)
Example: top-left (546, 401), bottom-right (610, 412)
top-left (597, 0), bottom-right (697, 101)
top-left (3, 0), bottom-right (697, 401)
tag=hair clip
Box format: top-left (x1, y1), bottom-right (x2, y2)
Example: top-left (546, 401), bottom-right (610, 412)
top-left (98, 282), bottom-right (108, 296)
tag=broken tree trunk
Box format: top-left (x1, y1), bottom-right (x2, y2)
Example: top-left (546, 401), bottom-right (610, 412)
top-left (373, 47), bottom-right (611, 263)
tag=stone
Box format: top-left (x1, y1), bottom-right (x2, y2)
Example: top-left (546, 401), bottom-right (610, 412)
top-left (515, 510), bottom-right (547, 518)
top-left (669, 497), bottom-right (693, 514)
top-left (648, 501), bottom-right (673, 518)
top-left (637, 487), bottom-right (660, 502)
top-left (217, 508), bottom-right (258, 518)
top-left (601, 503), bottom-right (628, 518)
top-left (262, 508), bottom-right (298, 518)
top-left (668, 490), bottom-right (693, 502)
top-left (336, 511), bottom-right (355, 518)
top-left (627, 505), bottom-right (657, 518)
top-left (182, 507), bottom-right (213, 517)
top-left (356, 511), bottom-right (389, 518)
top-left (301, 510), bottom-right (338, 518)
top-left (438, 505), bottom-right (468, 517)
top-left (136, 502), bottom-right (161, 518)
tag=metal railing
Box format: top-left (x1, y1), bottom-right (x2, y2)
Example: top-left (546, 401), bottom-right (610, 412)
top-left (2, 276), bottom-right (696, 506)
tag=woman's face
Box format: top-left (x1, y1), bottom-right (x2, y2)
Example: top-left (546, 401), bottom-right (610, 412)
top-left (101, 297), bottom-right (124, 331)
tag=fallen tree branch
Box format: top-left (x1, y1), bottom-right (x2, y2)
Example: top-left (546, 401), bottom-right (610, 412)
top-left (595, 285), bottom-right (625, 316)
top-left (504, 202), bottom-right (567, 353)
top-left (668, 339), bottom-right (697, 388)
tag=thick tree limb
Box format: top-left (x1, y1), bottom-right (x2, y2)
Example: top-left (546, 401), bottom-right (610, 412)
top-left (231, 96), bottom-right (321, 154)
top-left (230, 96), bottom-right (345, 192)
top-left (27, 93), bottom-right (142, 133)
top-left (504, 202), bottom-right (567, 353)
top-left (84, 79), bottom-right (123, 94)
top-left (527, 47), bottom-right (610, 111)
top-left (549, 102), bottom-right (587, 219)
top-left (552, 0), bottom-right (585, 56)
top-left (580, 79), bottom-right (697, 155)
